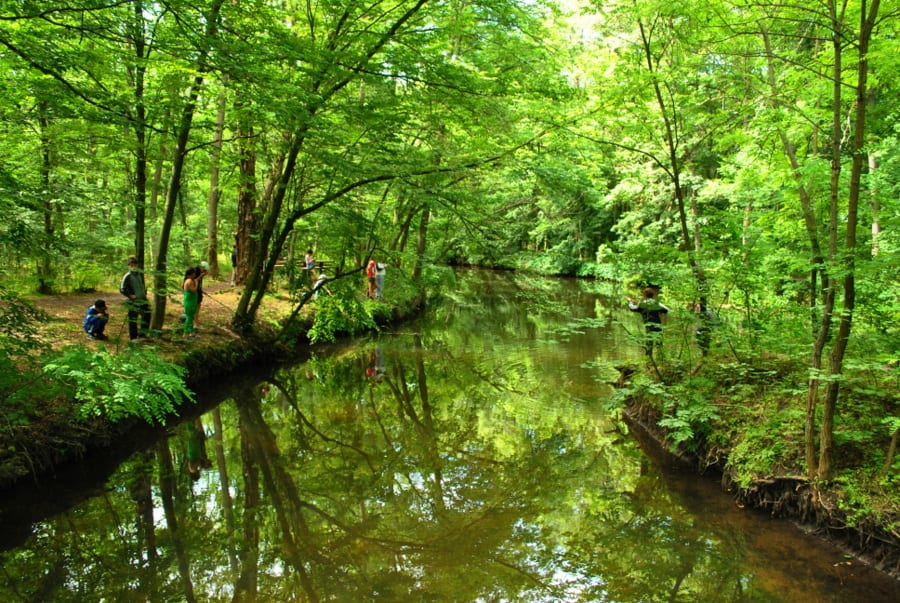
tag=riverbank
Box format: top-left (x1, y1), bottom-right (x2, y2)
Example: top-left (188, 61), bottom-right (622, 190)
top-left (621, 371), bottom-right (900, 581)
top-left (4, 270), bottom-right (898, 584)
top-left (1, 279), bottom-right (422, 487)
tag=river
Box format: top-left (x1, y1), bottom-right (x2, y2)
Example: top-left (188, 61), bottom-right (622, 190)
top-left (1, 269), bottom-right (898, 602)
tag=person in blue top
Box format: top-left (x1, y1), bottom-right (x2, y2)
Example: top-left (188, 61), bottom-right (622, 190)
top-left (627, 287), bottom-right (669, 356)
top-left (83, 299), bottom-right (109, 340)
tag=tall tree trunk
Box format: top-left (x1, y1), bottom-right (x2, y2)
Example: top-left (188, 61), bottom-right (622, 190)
top-left (207, 80), bottom-right (228, 278)
top-left (150, 0), bottom-right (224, 330)
top-left (129, 0), bottom-right (149, 267)
top-left (817, 0), bottom-right (879, 480)
top-left (233, 116), bottom-right (259, 289)
top-left (760, 25), bottom-right (833, 475)
top-left (637, 18), bottom-right (708, 302)
top-left (231, 0), bottom-right (432, 331)
top-left (37, 104), bottom-right (54, 294)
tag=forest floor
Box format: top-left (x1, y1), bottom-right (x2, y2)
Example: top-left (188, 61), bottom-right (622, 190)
top-left (1, 277), bottom-right (307, 487)
top-left (27, 277), bottom-right (295, 358)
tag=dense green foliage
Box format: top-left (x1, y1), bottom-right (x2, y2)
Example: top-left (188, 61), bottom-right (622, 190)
top-left (44, 346), bottom-right (194, 423)
top-left (0, 285), bottom-right (194, 427)
top-left (1, 0), bottom-right (898, 537)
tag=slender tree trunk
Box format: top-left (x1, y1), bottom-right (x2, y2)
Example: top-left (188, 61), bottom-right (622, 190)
top-left (760, 26), bottom-right (833, 475)
top-left (37, 104), bottom-right (54, 294)
top-left (130, 0), bottom-right (149, 266)
top-left (207, 80), bottom-right (228, 278)
top-left (637, 18), bottom-right (707, 302)
top-left (817, 0), bottom-right (879, 480)
top-left (150, 0), bottom-right (224, 330)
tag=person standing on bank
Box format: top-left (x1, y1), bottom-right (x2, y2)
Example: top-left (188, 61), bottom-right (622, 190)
top-left (83, 299), bottom-right (110, 340)
top-left (305, 249), bottom-right (316, 285)
top-left (194, 261), bottom-right (208, 331)
top-left (375, 261), bottom-right (387, 299)
top-left (182, 267), bottom-right (199, 339)
top-left (366, 260), bottom-right (377, 298)
top-left (120, 257), bottom-right (150, 340)
top-left (627, 287), bottom-right (669, 356)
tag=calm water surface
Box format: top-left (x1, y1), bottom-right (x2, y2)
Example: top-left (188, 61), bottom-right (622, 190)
top-left (1, 269), bottom-right (898, 602)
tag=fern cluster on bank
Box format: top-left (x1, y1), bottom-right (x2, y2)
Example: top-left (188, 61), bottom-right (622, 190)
top-left (44, 347), bottom-right (194, 424)
top-left (1, 287), bottom-right (194, 429)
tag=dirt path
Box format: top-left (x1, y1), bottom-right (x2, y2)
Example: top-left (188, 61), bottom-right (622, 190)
top-left (27, 280), bottom-right (282, 353)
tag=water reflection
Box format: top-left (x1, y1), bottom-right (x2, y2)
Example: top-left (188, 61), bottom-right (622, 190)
top-left (1, 271), bottom-right (898, 602)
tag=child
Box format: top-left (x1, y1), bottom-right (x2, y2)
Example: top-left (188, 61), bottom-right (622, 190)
top-left (83, 299), bottom-right (110, 340)
top-left (313, 273), bottom-right (332, 299)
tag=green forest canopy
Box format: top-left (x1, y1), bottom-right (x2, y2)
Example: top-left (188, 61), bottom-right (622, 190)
top-left (1, 0), bottom-right (898, 484)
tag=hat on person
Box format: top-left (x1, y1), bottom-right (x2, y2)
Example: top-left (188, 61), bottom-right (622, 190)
top-left (94, 299), bottom-right (107, 309)
top-left (199, 261), bottom-right (210, 271)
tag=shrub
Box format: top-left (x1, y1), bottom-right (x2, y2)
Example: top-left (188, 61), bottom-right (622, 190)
top-left (43, 346), bottom-right (195, 424)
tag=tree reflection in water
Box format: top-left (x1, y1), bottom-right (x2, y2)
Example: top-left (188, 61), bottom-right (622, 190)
top-left (1, 272), bottom-right (899, 602)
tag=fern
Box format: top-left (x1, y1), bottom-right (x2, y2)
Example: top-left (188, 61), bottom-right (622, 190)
top-left (43, 346), bottom-right (195, 424)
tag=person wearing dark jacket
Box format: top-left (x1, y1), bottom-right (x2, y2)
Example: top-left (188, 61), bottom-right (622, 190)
top-left (627, 287), bottom-right (669, 356)
top-left (193, 261), bottom-right (208, 331)
top-left (120, 257), bottom-right (151, 340)
top-left (83, 299), bottom-right (109, 340)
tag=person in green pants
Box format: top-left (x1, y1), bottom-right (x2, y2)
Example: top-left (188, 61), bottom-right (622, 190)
top-left (182, 267), bottom-right (200, 339)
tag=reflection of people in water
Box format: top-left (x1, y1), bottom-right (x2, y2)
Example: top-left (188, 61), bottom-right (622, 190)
top-left (186, 416), bottom-right (212, 481)
top-left (365, 346), bottom-right (386, 381)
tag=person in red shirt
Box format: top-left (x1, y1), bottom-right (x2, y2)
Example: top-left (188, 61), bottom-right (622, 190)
top-left (366, 260), bottom-right (377, 298)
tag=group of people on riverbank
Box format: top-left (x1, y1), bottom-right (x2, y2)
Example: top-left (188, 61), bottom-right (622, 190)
top-left (366, 259), bottom-right (387, 299)
top-left (302, 251), bottom-right (388, 300)
top-left (83, 253), bottom-right (390, 342)
top-left (82, 257), bottom-right (208, 342)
